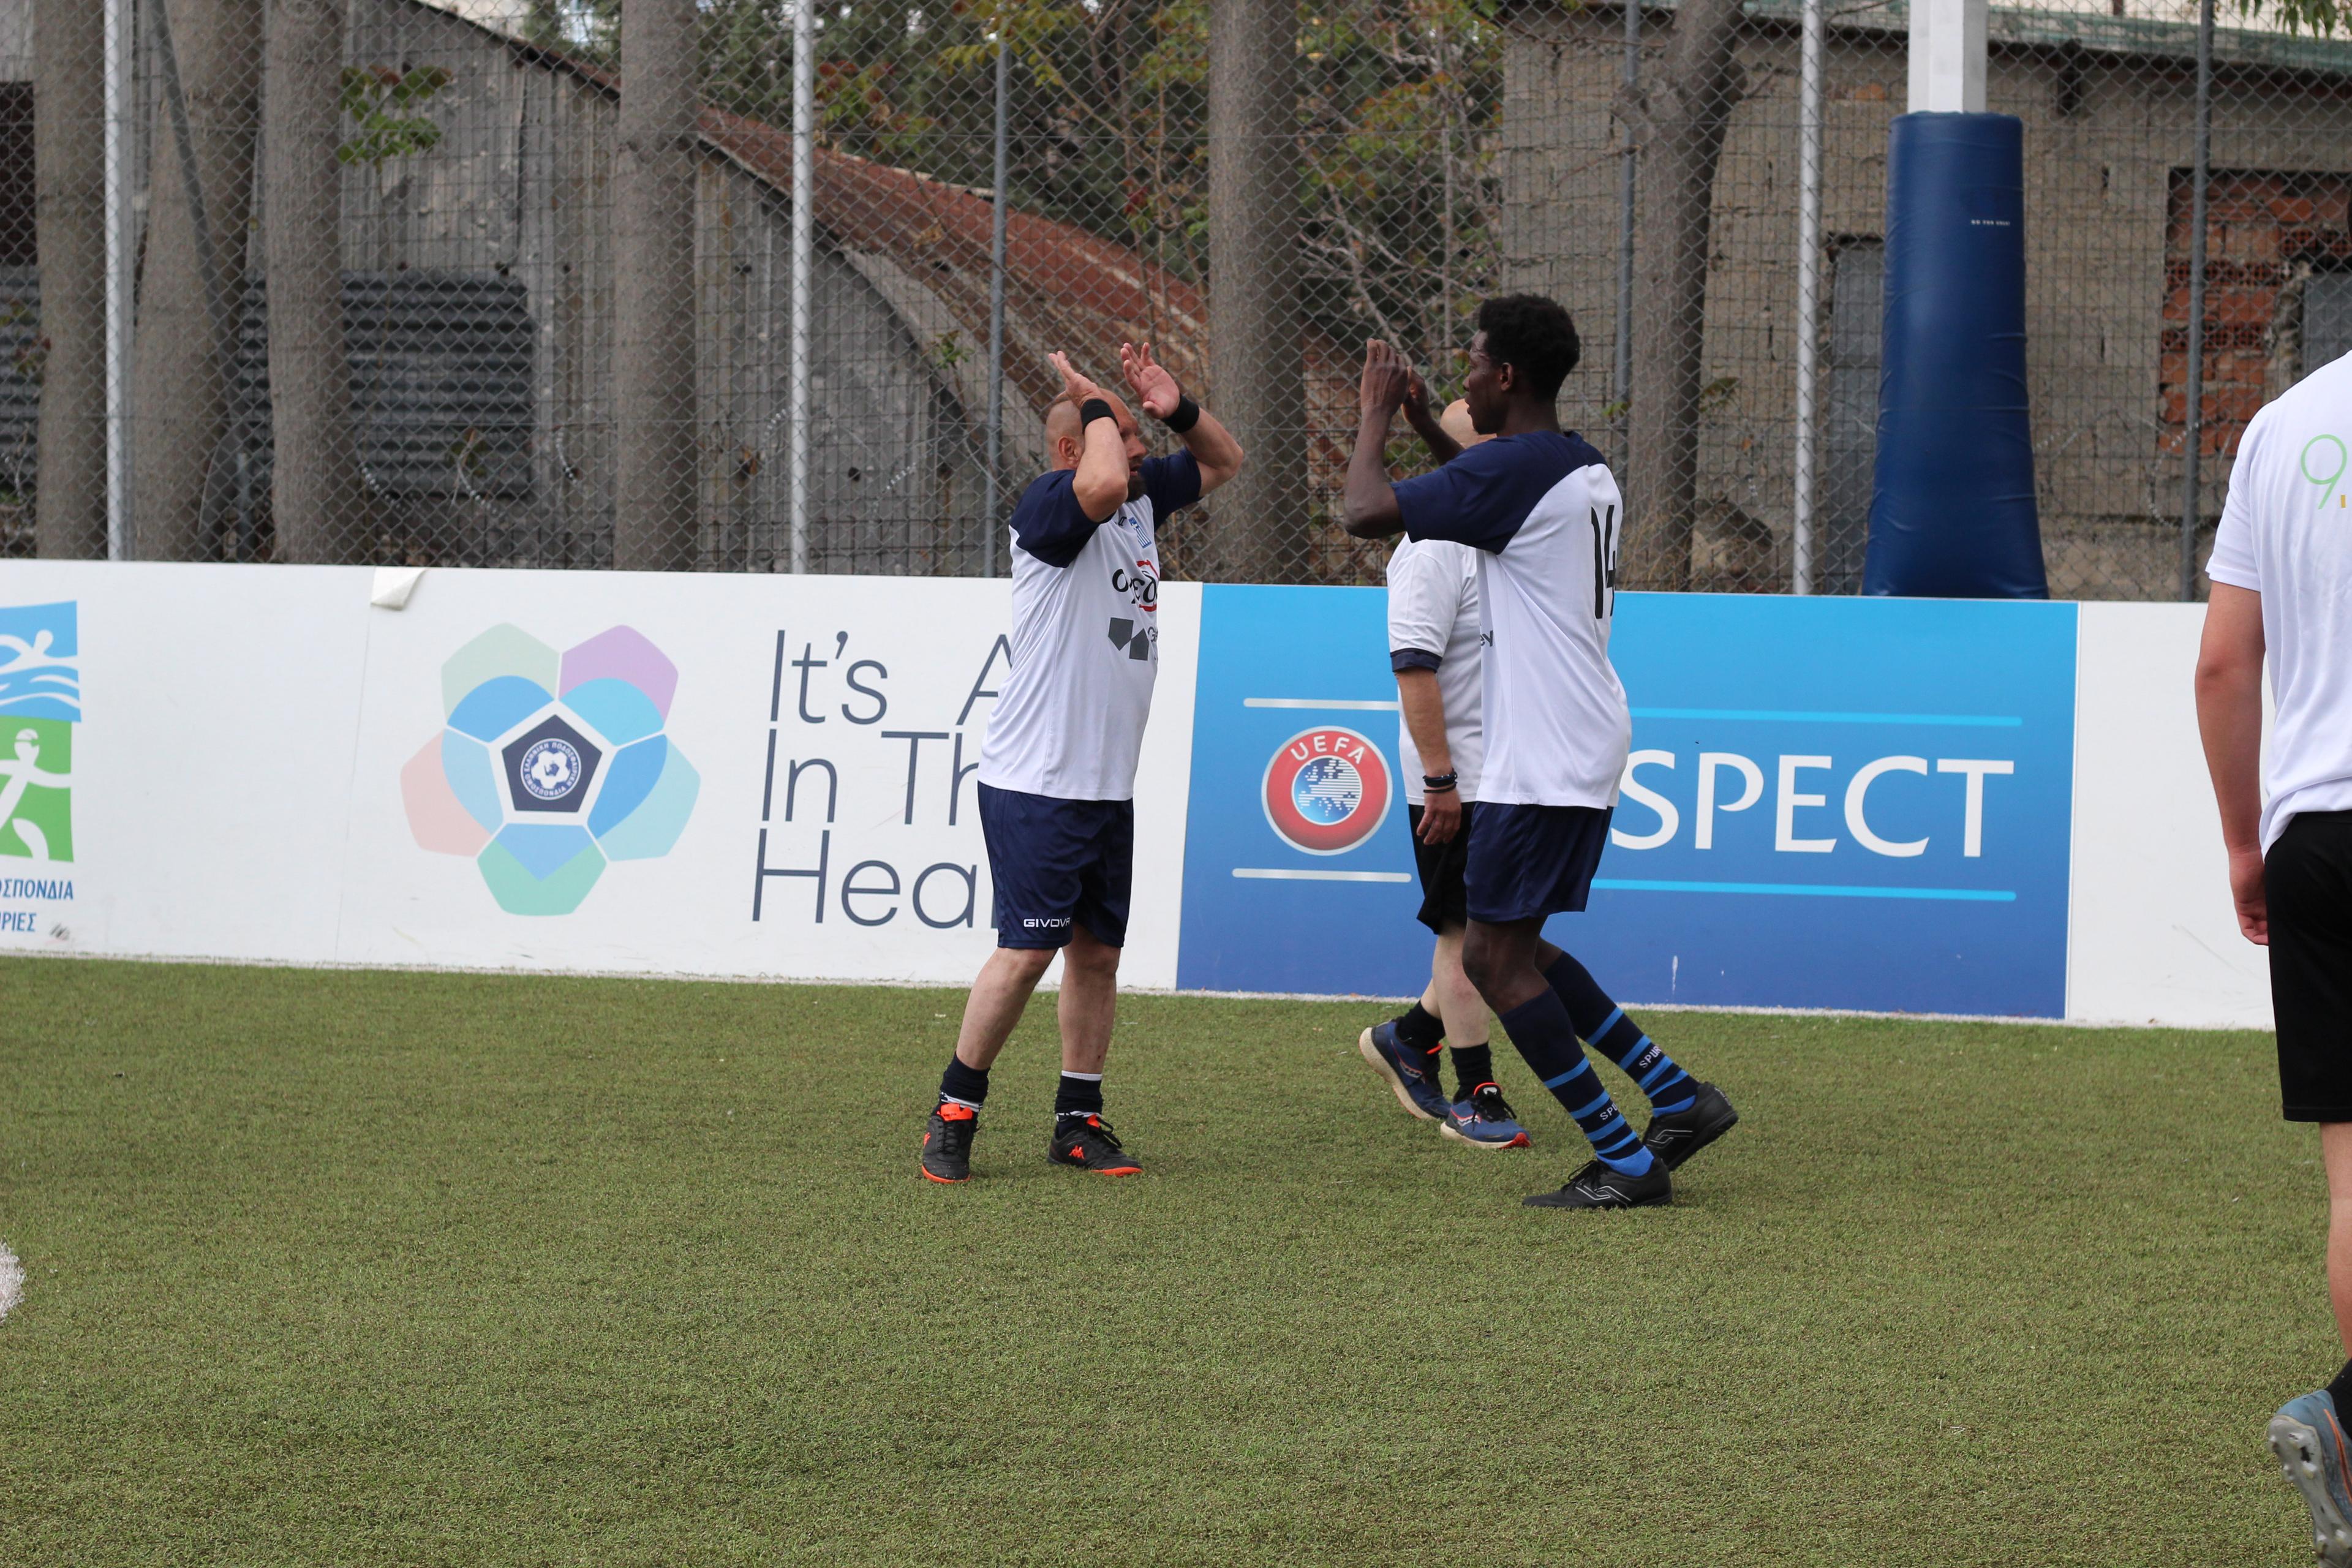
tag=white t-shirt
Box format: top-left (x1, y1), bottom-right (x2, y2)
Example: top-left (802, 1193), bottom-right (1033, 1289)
top-left (1386, 536), bottom-right (1483, 805)
top-left (2207, 351), bottom-right (2352, 851)
top-left (1394, 431), bottom-right (1630, 809)
top-left (977, 453), bottom-right (1200, 802)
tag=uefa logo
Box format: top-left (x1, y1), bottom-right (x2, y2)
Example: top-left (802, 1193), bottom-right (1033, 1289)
top-left (1261, 726), bottom-right (1392, 856)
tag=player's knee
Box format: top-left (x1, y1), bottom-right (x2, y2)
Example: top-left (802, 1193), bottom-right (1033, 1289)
top-left (1062, 933), bottom-right (1121, 979)
top-left (1460, 933), bottom-right (1501, 999)
top-left (998, 943), bottom-right (1060, 984)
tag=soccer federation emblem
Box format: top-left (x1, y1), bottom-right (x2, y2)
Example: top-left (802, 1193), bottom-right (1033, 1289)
top-left (1261, 725), bottom-right (1392, 856)
top-left (520, 736), bottom-right (582, 801)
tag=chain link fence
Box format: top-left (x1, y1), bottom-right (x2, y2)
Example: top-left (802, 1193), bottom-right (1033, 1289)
top-left (2, 0), bottom-right (2346, 594)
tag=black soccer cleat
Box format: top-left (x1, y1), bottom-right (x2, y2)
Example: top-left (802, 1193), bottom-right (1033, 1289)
top-left (1523, 1156), bottom-right (1673, 1210)
top-left (920, 1101), bottom-right (979, 1183)
top-left (1049, 1113), bottom-right (1143, 1176)
top-left (1641, 1081), bottom-right (1738, 1171)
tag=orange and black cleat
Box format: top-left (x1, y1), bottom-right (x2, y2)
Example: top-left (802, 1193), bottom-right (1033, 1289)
top-left (921, 1101), bottom-right (978, 1183)
top-left (1047, 1114), bottom-right (1142, 1176)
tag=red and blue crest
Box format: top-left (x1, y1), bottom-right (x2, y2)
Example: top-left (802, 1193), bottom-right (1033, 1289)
top-left (1261, 725), bottom-right (1392, 856)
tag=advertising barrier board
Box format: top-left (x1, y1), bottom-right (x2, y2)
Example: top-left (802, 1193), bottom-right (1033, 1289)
top-left (1177, 589), bottom-right (2077, 1016)
top-left (0, 562), bottom-right (2272, 1027)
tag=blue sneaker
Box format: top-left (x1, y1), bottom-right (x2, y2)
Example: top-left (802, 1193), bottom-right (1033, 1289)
top-left (2270, 1391), bottom-right (2352, 1566)
top-left (1441, 1083), bottom-right (1531, 1150)
top-left (1356, 1020), bottom-right (1449, 1122)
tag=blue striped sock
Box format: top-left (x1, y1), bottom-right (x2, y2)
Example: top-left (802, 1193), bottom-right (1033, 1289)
top-left (1497, 991), bottom-right (1656, 1176)
top-left (1542, 951), bottom-right (1697, 1112)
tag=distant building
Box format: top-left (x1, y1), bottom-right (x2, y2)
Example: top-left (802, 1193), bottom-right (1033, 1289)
top-left (0, 0), bottom-right (1212, 573)
top-left (1499, 0), bottom-right (2352, 597)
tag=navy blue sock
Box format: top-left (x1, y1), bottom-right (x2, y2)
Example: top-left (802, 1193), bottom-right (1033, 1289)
top-left (939, 1056), bottom-right (990, 1110)
top-left (1542, 951), bottom-right (1697, 1113)
top-left (1054, 1071), bottom-right (1104, 1118)
top-left (1497, 991), bottom-right (1655, 1175)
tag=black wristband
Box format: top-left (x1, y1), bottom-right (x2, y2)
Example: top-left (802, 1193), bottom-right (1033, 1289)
top-left (1079, 398), bottom-right (1116, 428)
top-left (1423, 772), bottom-right (1458, 794)
top-left (1163, 392), bottom-right (1200, 434)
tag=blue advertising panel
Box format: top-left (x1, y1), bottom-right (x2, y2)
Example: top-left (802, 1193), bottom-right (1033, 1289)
top-left (1177, 588), bottom-right (2078, 1017)
top-left (1175, 586), bottom-right (1429, 995)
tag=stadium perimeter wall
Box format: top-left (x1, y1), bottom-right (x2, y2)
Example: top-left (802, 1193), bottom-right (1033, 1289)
top-left (0, 564), bottom-right (2266, 1030)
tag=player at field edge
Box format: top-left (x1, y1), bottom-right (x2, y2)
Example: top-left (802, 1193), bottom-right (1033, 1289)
top-left (1340, 295), bottom-right (1736, 1210)
top-left (1353, 394), bottom-right (1534, 1151)
top-left (2195, 352), bottom-right (2352, 1565)
top-left (919, 344), bottom-right (1243, 1184)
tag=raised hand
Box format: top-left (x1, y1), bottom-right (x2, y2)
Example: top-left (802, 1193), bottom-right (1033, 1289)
top-left (1401, 366), bottom-right (1431, 426)
top-left (1050, 351), bottom-right (1109, 409)
top-left (1359, 339), bottom-right (1411, 420)
top-left (1120, 341), bottom-right (1182, 421)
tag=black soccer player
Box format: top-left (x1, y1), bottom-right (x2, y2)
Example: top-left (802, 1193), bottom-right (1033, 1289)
top-left (1341, 298), bottom-right (1737, 1210)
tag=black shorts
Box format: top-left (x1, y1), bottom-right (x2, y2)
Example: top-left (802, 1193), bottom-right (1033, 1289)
top-left (1407, 800), bottom-right (1477, 933)
top-left (976, 783), bottom-right (1133, 949)
top-left (1464, 802), bottom-right (1614, 925)
top-left (2269, 810), bottom-right (2352, 1121)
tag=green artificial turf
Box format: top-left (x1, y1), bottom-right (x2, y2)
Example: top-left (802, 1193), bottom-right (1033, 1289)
top-left (0, 957), bottom-right (2325, 1565)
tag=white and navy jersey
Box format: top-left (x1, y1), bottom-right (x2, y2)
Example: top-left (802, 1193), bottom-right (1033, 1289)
top-left (1386, 536), bottom-right (1483, 805)
top-left (977, 451), bottom-right (1201, 802)
top-left (1393, 431), bottom-right (1629, 810)
top-left (2208, 351), bottom-right (2352, 851)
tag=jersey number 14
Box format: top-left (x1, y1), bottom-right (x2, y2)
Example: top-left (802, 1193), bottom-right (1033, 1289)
top-left (1589, 505), bottom-right (1619, 620)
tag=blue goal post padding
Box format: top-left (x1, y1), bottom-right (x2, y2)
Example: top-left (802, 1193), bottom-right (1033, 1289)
top-left (1863, 113), bottom-right (2050, 600)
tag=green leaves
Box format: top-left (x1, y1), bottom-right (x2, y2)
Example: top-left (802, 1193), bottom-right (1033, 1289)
top-left (2233, 0), bottom-right (2350, 34)
top-left (336, 64), bottom-right (454, 168)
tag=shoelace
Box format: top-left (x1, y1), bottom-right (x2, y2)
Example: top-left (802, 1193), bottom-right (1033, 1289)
top-left (935, 1109), bottom-right (976, 1157)
top-left (1066, 1115), bottom-right (1123, 1152)
top-left (1471, 1086), bottom-right (1517, 1123)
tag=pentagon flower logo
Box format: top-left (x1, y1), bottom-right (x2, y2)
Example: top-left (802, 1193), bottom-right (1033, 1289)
top-left (401, 625), bottom-right (698, 915)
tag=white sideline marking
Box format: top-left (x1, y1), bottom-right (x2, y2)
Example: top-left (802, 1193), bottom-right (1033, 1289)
top-left (1232, 868), bottom-right (1413, 883)
top-left (0, 1241), bottom-right (21, 1322)
top-left (1242, 698), bottom-right (1400, 710)
top-left (1, 949), bottom-right (2232, 1030)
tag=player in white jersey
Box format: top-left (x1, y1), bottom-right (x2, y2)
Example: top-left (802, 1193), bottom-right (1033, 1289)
top-left (1353, 399), bottom-right (1534, 1151)
top-left (1342, 295), bottom-right (1735, 1212)
top-left (919, 345), bottom-right (1243, 1185)
top-left (2196, 350), bottom-right (2352, 1562)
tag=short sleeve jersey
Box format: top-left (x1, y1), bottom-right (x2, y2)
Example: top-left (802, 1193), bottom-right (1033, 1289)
top-left (1392, 431), bottom-right (1628, 809)
top-left (976, 450), bottom-right (1202, 802)
top-left (1386, 536), bottom-right (1483, 805)
top-left (2206, 351), bottom-right (2352, 851)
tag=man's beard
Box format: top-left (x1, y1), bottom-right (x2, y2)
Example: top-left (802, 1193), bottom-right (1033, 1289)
top-left (1126, 472), bottom-right (1147, 501)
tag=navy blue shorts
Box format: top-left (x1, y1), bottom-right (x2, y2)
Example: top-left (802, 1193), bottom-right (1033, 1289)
top-left (977, 782), bottom-right (1134, 949)
top-left (1464, 803), bottom-right (1614, 924)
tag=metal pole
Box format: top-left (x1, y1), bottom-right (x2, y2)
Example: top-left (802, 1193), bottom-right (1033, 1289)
top-left (1792, 0), bottom-right (1824, 595)
top-left (984, 28), bottom-right (1009, 579)
top-left (104, 0), bottom-right (134, 559)
top-left (2181, 0), bottom-right (2214, 601)
top-left (1612, 0), bottom-right (1639, 416)
top-left (788, 0), bottom-right (815, 574)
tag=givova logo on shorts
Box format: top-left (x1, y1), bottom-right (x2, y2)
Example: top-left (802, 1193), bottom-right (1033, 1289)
top-left (1262, 726), bottom-right (1392, 856)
